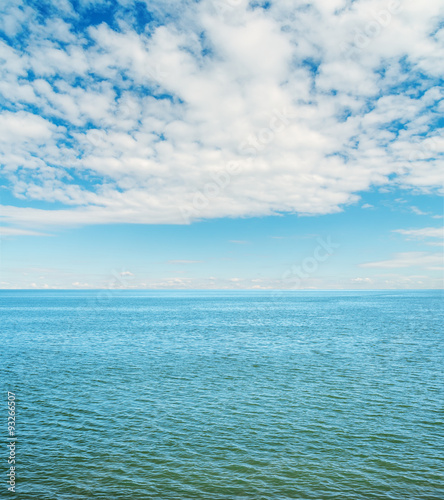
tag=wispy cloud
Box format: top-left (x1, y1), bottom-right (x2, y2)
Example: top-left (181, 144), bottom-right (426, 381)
top-left (409, 206), bottom-right (443, 218)
top-left (410, 206), bottom-right (429, 216)
top-left (361, 252), bottom-right (444, 269)
top-left (0, 227), bottom-right (51, 237)
top-left (167, 260), bottom-right (203, 265)
top-left (394, 227), bottom-right (444, 239)
top-left (72, 282), bottom-right (93, 288)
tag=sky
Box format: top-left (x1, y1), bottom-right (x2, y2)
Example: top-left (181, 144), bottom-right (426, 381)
top-left (0, 0), bottom-right (443, 290)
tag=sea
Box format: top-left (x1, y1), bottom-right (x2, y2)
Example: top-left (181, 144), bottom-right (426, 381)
top-left (1, 290), bottom-right (443, 499)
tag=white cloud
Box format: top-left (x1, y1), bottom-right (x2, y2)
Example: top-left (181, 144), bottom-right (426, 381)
top-left (410, 206), bottom-right (429, 216)
top-left (394, 227), bottom-right (444, 239)
top-left (167, 260), bottom-right (203, 264)
top-left (0, 226), bottom-right (51, 236)
top-left (0, 111), bottom-right (55, 144)
top-left (361, 252), bottom-right (444, 269)
top-left (1, 268), bottom-right (441, 290)
top-left (0, 0), bottom-right (443, 227)
top-left (72, 282), bottom-right (93, 288)
top-left (119, 271), bottom-right (134, 276)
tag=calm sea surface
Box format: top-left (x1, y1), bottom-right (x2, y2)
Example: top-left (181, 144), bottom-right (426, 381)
top-left (1, 290), bottom-right (443, 499)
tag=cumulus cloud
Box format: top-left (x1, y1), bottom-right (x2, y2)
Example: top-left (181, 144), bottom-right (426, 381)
top-left (0, 0), bottom-right (443, 229)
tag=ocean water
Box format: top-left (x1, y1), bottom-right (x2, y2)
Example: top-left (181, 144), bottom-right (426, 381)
top-left (1, 290), bottom-right (443, 500)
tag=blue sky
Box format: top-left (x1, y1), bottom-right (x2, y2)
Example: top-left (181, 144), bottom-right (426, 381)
top-left (0, 0), bottom-right (443, 289)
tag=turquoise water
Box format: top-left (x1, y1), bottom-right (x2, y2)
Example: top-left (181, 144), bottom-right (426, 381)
top-left (1, 290), bottom-right (443, 499)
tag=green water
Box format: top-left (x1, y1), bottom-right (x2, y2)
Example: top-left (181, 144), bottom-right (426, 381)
top-left (1, 290), bottom-right (443, 499)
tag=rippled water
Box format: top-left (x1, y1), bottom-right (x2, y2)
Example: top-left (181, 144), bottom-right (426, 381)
top-left (1, 290), bottom-right (443, 499)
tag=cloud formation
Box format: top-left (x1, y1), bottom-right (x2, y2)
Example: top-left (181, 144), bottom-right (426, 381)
top-left (0, 226), bottom-right (51, 236)
top-left (361, 251), bottom-right (443, 269)
top-left (167, 260), bottom-right (203, 264)
top-left (394, 227), bottom-right (444, 239)
top-left (0, 0), bottom-right (443, 229)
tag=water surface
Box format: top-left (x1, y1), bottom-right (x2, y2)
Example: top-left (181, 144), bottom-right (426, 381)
top-left (1, 290), bottom-right (443, 499)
